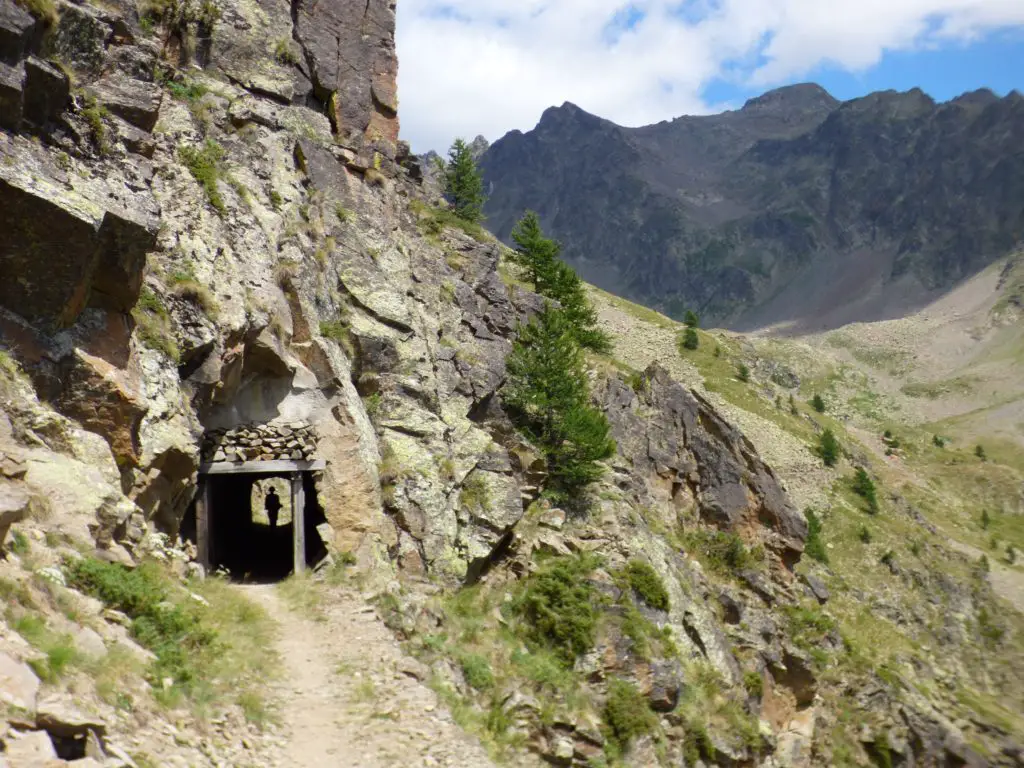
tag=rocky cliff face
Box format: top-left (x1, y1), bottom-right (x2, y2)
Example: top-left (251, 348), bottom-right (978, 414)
top-left (479, 85), bottom-right (1024, 332)
top-left (0, 2), bottom-right (1018, 766)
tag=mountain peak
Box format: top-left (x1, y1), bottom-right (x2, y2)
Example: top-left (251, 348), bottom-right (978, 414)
top-left (537, 101), bottom-right (608, 132)
top-left (741, 83), bottom-right (839, 113)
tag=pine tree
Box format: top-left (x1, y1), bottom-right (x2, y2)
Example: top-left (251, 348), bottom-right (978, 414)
top-left (680, 327), bottom-right (699, 351)
top-left (503, 305), bottom-right (616, 497)
top-left (509, 212), bottom-right (611, 353)
top-left (683, 310), bottom-right (699, 328)
top-left (819, 428), bottom-right (839, 467)
top-left (811, 394), bottom-right (826, 413)
top-left (852, 467), bottom-right (879, 513)
top-left (443, 138), bottom-right (486, 223)
top-left (545, 261), bottom-right (611, 353)
top-left (510, 211), bottom-right (559, 288)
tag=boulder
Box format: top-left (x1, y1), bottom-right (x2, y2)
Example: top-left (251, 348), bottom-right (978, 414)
top-left (87, 72), bottom-right (162, 132)
top-left (646, 659), bottom-right (683, 711)
top-left (3, 729), bottom-right (57, 762)
top-left (0, 0), bottom-right (34, 65)
top-left (0, 652), bottom-right (40, 714)
top-left (35, 696), bottom-right (108, 738)
top-left (23, 56), bottom-right (69, 126)
top-left (0, 483), bottom-right (32, 545)
top-left (0, 59), bottom-right (24, 130)
top-left (802, 573), bottom-right (830, 604)
top-left (71, 625), bottom-right (107, 659)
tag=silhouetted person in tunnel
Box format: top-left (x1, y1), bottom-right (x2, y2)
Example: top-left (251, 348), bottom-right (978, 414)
top-left (265, 487), bottom-right (282, 528)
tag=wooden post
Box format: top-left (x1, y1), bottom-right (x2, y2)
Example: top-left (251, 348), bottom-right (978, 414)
top-left (291, 472), bottom-right (305, 574)
top-left (196, 478), bottom-right (211, 570)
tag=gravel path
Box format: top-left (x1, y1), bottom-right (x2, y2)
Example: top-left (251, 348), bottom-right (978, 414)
top-left (242, 584), bottom-right (497, 768)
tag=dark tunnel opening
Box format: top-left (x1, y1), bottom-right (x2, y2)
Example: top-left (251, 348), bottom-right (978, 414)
top-left (183, 471), bottom-right (329, 582)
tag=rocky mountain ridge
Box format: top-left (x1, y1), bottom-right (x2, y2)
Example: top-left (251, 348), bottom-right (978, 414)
top-left (0, 0), bottom-right (1020, 765)
top-left (479, 84), bottom-right (1024, 332)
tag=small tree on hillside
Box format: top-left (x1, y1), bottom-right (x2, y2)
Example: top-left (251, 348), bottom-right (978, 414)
top-left (811, 394), bottom-right (826, 413)
top-left (680, 327), bottom-right (699, 351)
top-left (443, 138), bottom-right (486, 222)
top-left (683, 310), bottom-right (700, 328)
top-left (545, 261), bottom-right (612, 353)
top-left (503, 305), bottom-right (616, 498)
top-left (819, 428), bottom-right (839, 467)
top-left (852, 467), bottom-right (879, 514)
top-left (510, 211), bottom-right (610, 353)
top-left (511, 211), bottom-right (559, 288)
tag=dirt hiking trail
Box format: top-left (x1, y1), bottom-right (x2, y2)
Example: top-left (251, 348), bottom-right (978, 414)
top-left (243, 583), bottom-right (497, 768)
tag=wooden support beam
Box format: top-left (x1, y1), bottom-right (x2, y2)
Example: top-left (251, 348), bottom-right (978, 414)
top-left (199, 459), bottom-right (326, 475)
top-left (291, 472), bottom-right (306, 575)
top-left (196, 478), bottom-right (211, 570)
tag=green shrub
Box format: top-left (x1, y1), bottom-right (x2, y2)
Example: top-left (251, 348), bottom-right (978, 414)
top-left (274, 37), bottom-right (298, 64)
top-left (811, 394), bottom-right (826, 413)
top-left (737, 363), bottom-right (750, 382)
top-left (743, 670), bottom-right (764, 698)
top-left (975, 444), bottom-right (986, 460)
top-left (458, 653), bottom-right (494, 690)
top-left (362, 392), bottom-right (382, 421)
top-left (818, 429), bottom-right (839, 467)
top-left (980, 509), bottom-right (991, 530)
top-left (683, 722), bottom-right (716, 764)
top-left (604, 678), bottom-right (657, 751)
top-left (459, 472), bottom-right (491, 512)
top-left (132, 288), bottom-right (179, 361)
top-left (679, 327), bottom-right (699, 351)
top-left (514, 555), bottom-right (599, 665)
top-left (65, 558), bottom-right (217, 692)
top-left (8, 530), bottom-right (30, 555)
top-left (81, 95), bottom-right (110, 154)
top-left (852, 467), bottom-right (879, 514)
top-left (178, 140), bottom-right (227, 215)
top-left (683, 310), bottom-right (699, 328)
top-left (932, 435), bottom-right (946, 448)
top-left (625, 560), bottom-right (669, 611)
top-left (804, 508), bottom-right (829, 564)
top-left (684, 530), bottom-right (760, 573)
top-left (858, 525), bottom-right (872, 544)
top-left (164, 78), bottom-right (207, 102)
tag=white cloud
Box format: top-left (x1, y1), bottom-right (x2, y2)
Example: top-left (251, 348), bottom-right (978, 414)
top-left (395, 0), bottom-right (1024, 153)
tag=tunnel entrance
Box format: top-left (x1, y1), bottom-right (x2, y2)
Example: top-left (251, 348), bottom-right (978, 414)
top-left (194, 460), bottom-right (328, 582)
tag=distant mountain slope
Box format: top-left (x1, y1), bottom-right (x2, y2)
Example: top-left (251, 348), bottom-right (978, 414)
top-left (479, 84), bottom-right (1024, 332)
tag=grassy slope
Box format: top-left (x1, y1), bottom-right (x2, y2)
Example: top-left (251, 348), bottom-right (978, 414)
top-left (587, 272), bottom-right (1024, 749)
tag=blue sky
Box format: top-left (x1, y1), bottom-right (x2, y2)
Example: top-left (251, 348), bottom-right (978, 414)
top-left (704, 28), bottom-right (1024, 108)
top-left (396, 1), bottom-right (1024, 153)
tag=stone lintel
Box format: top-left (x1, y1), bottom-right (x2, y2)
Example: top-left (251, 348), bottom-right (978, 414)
top-left (198, 459), bottom-right (326, 475)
